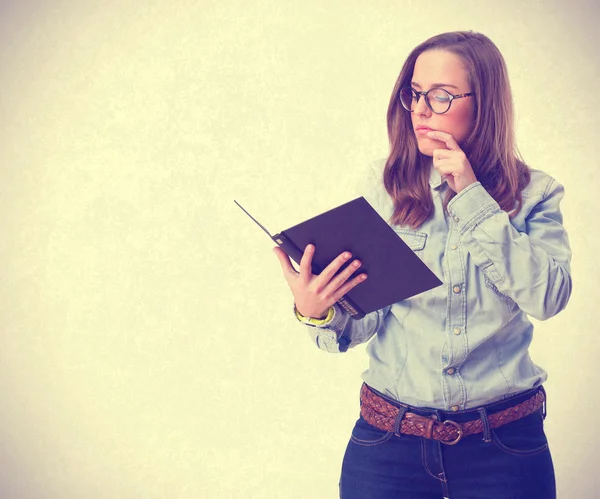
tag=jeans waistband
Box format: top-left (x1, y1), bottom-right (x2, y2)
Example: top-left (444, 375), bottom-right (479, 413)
top-left (363, 384), bottom-right (545, 423)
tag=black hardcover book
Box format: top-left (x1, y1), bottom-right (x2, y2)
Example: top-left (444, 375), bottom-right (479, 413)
top-left (235, 197), bottom-right (443, 319)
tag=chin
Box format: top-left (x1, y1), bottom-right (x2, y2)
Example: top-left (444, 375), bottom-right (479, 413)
top-left (416, 141), bottom-right (435, 157)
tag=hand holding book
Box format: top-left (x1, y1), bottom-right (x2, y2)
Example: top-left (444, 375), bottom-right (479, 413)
top-left (273, 244), bottom-right (367, 320)
top-left (235, 197), bottom-right (442, 320)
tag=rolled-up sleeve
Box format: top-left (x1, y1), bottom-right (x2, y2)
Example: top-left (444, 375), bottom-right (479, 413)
top-left (448, 179), bottom-right (572, 321)
top-left (297, 304), bottom-right (390, 353)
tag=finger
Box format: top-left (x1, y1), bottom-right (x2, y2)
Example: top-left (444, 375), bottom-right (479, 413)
top-left (298, 244), bottom-right (315, 282)
top-left (273, 247), bottom-right (297, 276)
top-left (314, 251), bottom-right (353, 289)
top-left (437, 168), bottom-right (455, 185)
top-left (426, 130), bottom-right (461, 151)
top-left (433, 163), bottom-right (454, 175)
top-left (433, 164), bottom-right (457, 189)
top-left (330, 273), bottom-right (368, 303)
top-left (322, 258), bottom-right (363, 296)
top-left (432, 148), bottom-right (448, 164)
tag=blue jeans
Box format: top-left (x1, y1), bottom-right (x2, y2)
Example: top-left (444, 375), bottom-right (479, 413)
top-left (339, 386), bottom-right (555, 499)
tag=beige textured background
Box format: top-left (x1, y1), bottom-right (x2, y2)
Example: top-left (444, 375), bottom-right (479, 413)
top-left (1, 0), bottom-right (598, 497)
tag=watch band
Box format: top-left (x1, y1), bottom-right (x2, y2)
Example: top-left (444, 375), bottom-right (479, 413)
top-left (294, 305), bottom-right (335, 326)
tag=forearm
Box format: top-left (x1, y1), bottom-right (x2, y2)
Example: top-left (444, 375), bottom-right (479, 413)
top-left (448, 180), bottom-right (572, 320)
top-left (297, 304), bottom-right (390, 353)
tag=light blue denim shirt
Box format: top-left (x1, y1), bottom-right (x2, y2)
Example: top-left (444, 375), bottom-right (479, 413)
top-left (301, 159), bottom-right (572, 410)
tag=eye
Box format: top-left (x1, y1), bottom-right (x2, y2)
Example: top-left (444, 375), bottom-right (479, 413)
top-left (430, 89), bottom-right (451, 103)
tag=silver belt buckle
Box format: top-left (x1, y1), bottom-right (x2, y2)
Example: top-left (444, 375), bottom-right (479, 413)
top-left (440, 420), bottom-right (463, 445)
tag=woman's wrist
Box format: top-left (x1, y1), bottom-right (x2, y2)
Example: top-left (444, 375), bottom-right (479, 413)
top-left (294, 305), bottom-right (335, 325)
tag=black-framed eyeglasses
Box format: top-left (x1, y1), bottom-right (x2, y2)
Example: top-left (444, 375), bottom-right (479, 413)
top-left (399, 86), bottom-right (474, 115)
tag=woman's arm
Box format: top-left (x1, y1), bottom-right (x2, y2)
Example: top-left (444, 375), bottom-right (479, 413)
top-left (274, 243), bottom-right (390, 353)
top-left (296, 303), bottom-right (390, 353)
top-left (426, 129), bottom-right (572, 321)
top-left (448, 176), bottom-right (572, 320)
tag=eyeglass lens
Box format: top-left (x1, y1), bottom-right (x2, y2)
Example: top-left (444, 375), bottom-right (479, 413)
top-left (400, 87), bottom-right (452, 114)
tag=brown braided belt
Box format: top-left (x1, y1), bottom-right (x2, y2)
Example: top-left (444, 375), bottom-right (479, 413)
top-left (360, 384), bottom-right (545, 445)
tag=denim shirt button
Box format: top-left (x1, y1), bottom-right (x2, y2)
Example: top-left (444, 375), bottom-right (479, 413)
top-left (450, 405), bottom-right (460, 412)
top-left (451, 244), bottom-right (458, 250)
top-left (453, 285), bottom-right (461, 294)
top-left (453, 327), bottom-right (461, 335)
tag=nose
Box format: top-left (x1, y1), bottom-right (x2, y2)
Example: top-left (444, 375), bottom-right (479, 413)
top-left (414, 94), bottom-right (431, 116)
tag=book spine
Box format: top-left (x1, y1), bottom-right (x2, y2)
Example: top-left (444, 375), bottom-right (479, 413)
top-left (337, 296), bottom-right (365, 320)
top-left (272, 232), bottom-right (304, 266)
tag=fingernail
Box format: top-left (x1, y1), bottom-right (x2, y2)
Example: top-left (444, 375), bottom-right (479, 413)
top-left (353, 260), bottom-right (361, 268)
top-left (344, 252), bottom-right (351, 259)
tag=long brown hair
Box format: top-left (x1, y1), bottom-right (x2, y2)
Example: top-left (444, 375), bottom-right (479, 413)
top-left (384, 31), bottom-right (530, 229)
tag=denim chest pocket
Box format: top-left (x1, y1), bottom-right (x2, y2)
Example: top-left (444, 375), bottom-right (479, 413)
top-left (393, 228), bottom-right (427, 253)
top-left (484, 275), bottom-right (514, 302)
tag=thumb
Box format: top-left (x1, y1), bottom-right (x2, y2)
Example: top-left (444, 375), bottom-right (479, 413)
top-left (273, 247), bottom-right (296, 275)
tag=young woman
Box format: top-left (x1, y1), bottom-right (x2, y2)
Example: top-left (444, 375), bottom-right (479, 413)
top-left (274, 31), bottom-right (571, 499)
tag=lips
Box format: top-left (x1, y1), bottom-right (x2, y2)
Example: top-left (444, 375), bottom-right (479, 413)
top-left (415, 126), bottom-right (434, 136)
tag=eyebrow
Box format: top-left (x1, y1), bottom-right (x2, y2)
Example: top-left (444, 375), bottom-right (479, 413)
top-left (411, 81), bottom-right (459, 89)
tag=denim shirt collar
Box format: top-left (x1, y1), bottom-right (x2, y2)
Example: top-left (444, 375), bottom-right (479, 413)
top-left (428, 161), bottom-right (445, 190)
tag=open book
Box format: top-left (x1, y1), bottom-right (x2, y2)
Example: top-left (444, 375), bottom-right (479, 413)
top-left (235, 197), bottom-right (442, 319)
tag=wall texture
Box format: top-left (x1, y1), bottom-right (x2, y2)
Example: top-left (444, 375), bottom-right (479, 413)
top-left (1, 1), bottom-right (598, 497)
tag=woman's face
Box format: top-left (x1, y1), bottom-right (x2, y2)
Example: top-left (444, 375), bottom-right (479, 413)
top-left (409, 49), bottom-right (475, 156)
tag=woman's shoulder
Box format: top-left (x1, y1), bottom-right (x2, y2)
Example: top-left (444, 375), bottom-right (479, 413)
top-left (356, 158), bottom-right (392, 218)
top-left (523, 167), bottom-right (563, 198)
top-left (510, 167), bottom-right (566, 229)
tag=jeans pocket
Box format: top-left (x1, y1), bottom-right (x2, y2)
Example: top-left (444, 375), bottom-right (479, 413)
top-left (491, 409), bottom-right (549, 456)
top-left (349, 416), bottom-right (394, 447)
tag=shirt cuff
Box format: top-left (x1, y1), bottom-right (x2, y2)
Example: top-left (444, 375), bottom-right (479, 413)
top-left (447, 182), bottom-right (500, 233)
top-left (295, 305), bottom-right (336, 326)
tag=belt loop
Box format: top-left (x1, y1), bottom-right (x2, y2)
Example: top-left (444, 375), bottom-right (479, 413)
top-left (393, 406), bottom-right (408, 438)
top-left (477, 407), bottom-right (492, 443)
top-left (540, 385), bottom-right (547, 420)
top-left (359, 383), bottom-right (367, 407)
